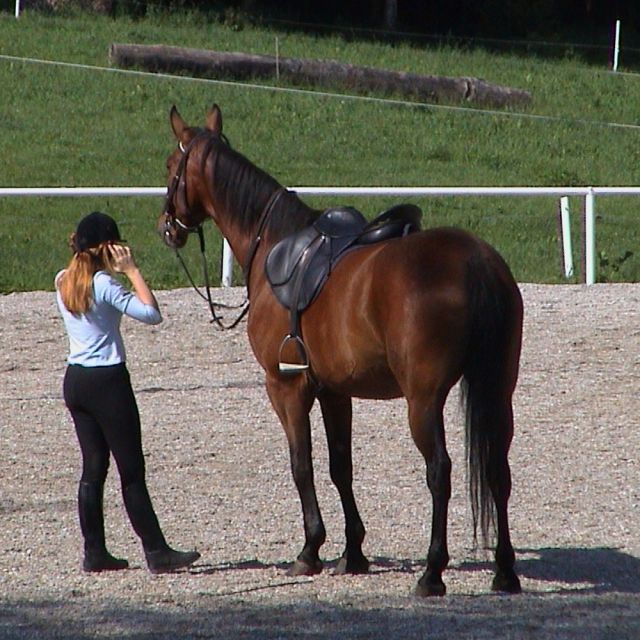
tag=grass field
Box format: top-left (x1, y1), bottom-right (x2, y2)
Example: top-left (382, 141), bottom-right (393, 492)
top-left (1, 10), bottom-right (639, 290)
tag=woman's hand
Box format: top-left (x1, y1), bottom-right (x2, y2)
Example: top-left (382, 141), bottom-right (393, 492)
top-left (108, 243), bottom-right (137, 275)
top-left (107, 243), bottom-right (160, 311)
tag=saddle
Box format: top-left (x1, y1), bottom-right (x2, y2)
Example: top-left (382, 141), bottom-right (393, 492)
top-left (265, 203), bottom-right (422, 374)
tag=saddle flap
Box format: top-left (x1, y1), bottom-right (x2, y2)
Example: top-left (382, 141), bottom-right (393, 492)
top-left (266, 203), bottom-right (423, 313)
top-left (269, 236), bottom-right (332, 311)
top-left (265, 226), bottom-right (319, 287)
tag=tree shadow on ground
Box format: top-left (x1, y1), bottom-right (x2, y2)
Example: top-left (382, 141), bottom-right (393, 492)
top-left (1, 548), bottom-right (639, 639)
top-left (1, 584), bottom-right (638, 640)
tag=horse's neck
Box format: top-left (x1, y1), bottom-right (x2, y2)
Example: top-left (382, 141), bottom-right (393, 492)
top-left (213, 214), bottom-right (252, 269)
top-left (264, 192), bottom-right (319, 244)
top-left (214, 189), bottom-right (317, 268)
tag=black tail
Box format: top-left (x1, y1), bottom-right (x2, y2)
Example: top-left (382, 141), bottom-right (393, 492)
top-left (460, 250), bottom-right (522, 547)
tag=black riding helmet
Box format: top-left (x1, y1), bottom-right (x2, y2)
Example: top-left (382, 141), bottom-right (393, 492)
top-left (74, 211), bottom-right (121, 252)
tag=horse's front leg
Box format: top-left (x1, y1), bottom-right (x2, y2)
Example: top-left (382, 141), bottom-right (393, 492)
top-left (265, 374), bottom-right (325, 576)
top-left (318, 389), bottom-right (369, 575)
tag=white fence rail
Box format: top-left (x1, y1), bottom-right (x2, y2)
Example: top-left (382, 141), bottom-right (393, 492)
top-left (2, 185), bottom-right (640, 285)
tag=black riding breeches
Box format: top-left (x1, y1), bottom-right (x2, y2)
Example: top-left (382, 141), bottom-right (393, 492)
top-left (63, 363), bottom-right (146, 489)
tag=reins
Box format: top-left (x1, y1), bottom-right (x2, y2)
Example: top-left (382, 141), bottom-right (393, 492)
top-left (241, 186), bottom-right (286, 297)
top-left (173, 225), bottom-right (249, 330)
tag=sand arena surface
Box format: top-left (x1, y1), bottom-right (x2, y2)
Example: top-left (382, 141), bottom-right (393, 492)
top-left (0, 284), bottom-right (638, 639)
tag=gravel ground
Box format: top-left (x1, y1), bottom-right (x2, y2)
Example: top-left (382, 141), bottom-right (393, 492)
top-left (0, 283), bottom-right (639, 639)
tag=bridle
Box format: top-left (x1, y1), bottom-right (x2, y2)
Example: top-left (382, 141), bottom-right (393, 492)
top-left (162, 130), bottom-right (284, 330)
top-left (162, 130), bottom-right (251, 330)
top-left (162, 133), bottom-right (206, 235)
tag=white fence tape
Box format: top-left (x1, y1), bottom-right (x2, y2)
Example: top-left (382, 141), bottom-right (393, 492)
top-left (2, 184), bottom-right (640, 284)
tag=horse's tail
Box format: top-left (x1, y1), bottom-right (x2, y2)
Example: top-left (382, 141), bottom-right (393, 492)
top-left (459, 249), bottom-right (523, 547)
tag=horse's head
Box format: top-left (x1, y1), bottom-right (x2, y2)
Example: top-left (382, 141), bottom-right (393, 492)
top-left (158, 104), bottom-right (224, 249)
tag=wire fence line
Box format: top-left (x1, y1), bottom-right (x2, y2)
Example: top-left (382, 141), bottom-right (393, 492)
top-left (2, 52), bottom-right (640, 132)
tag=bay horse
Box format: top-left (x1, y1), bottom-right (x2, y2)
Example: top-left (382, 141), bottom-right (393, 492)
top-left (158, 104), bottom-right (523, 596)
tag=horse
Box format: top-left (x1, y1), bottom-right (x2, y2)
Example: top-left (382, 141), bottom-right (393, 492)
top-left (158, 104), bottom-right (524, 597)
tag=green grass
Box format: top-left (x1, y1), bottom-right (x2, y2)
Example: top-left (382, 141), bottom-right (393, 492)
top-left (1, 10), bottom-right (639, 291)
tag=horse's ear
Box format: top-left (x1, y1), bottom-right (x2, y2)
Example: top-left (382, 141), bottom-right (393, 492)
top-left (169, 106), bottom-right (189, 142)
top-left (205, 104), bottom-right (223, 135)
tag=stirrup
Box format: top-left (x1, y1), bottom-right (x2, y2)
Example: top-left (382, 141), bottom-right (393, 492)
top-left (278, 334), bottom-right (309, 375)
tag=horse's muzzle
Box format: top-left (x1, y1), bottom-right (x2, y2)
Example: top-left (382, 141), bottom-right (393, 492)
top-left (157, 211), bottom-right (188, 249)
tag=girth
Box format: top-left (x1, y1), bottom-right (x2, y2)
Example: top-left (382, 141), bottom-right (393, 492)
top-left (265, 203), bottom-right (422, 374)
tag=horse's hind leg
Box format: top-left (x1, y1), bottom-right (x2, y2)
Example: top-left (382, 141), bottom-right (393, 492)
top-left (265, 375), bottom-right (325, 576)
top-left (318, 390), bottom-right (369, 574)
top-left (408, 393), bottom-right (452, 597)
top-left (487, 399), bottom-right (521, 594)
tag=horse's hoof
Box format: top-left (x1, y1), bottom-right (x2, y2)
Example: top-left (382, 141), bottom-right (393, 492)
top-left (415, 577), bottom-right (446, 597)
top-left (287, 558), bottom-right (323, 577)
top-left (335, 554), bottom-right (370, 575)
top-left (492, 570), bottom-right (522, 594)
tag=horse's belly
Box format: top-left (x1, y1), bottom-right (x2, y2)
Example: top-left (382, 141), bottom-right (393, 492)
top-left (324, 376), bottom-right (403, 400)
top-left (309, 344), bottom-right (403, 399)
top-left (301, 252), bottom-right (405, 398)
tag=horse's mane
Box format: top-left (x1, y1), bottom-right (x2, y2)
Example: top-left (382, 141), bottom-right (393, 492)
top-left (204, 136), bottom-right (318, 243)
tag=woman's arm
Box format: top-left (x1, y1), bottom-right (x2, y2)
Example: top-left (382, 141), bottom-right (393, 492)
top-left (54, 269), bottom-right (66, 290)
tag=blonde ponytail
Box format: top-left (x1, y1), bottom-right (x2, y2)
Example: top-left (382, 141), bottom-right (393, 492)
top-left (58, 238), bottom-right (117, 315)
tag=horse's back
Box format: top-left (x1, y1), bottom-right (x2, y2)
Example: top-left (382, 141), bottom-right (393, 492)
top-left (332, 226), bottom-right (516, 310)
top-left (296, 227), bottom-right (520, 398)
top-left (377, 226), bottom-right (512, 281)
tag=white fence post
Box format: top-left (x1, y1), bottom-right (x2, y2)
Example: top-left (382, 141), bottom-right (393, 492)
top-left (585, 189), bottom-right (596, 285)
top-left (612, 20), bottom-right (621, 71)
top-left (559, 196), bottom-right (574, 278)
top-left (221, 239), bottom-right (234, 287)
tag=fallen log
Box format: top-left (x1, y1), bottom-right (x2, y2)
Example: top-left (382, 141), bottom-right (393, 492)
top-left (109, 43), bottom-right (532, 109)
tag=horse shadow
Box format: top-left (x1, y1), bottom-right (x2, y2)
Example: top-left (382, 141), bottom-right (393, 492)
top-left (458, 546), bottom-right (640, 594)
top-left (191, 556), bottom-right (420, 577)
top-left (192, 547), bottom-right (640, 595)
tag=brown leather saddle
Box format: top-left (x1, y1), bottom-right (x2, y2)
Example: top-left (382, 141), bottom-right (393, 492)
top-left (265, 203), bottom-right (422, 374)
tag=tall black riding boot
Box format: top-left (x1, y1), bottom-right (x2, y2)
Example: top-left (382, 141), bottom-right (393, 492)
top-left (123, 481), bottom-right (200, 574)
top-left (78, 481), bottom-right (129, 572)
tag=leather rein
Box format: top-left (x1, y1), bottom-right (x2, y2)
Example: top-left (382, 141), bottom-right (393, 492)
top-left (162, 131), bottom-right (284, 330)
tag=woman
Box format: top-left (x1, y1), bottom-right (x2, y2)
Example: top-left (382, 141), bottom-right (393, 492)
top-left (56, 211), bottom-right (200, 574)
